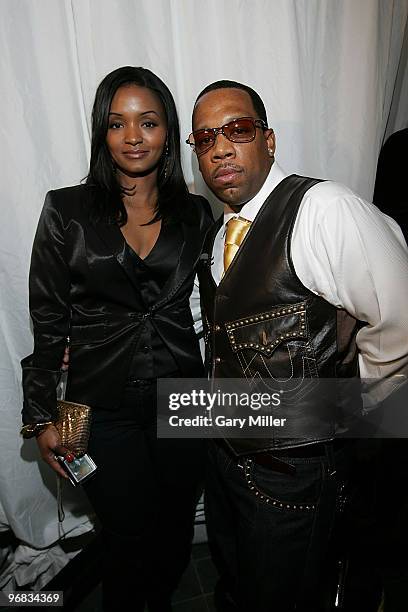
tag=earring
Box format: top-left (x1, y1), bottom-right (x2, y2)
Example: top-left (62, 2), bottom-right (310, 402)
top-left (268, 149), bottom-right (274, 156)
top-left (161, 142), bottom-right (169, 180)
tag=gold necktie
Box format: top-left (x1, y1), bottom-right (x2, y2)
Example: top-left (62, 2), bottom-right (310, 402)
top-left (223, 217), bottom-right (252, 272)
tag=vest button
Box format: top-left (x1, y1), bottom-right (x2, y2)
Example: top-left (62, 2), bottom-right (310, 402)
top-left (215, 357), bottom-right (221, 363)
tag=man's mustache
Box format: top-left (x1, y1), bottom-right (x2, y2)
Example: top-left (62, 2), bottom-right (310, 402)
top-left (212, 163), bottom-right (244, 180)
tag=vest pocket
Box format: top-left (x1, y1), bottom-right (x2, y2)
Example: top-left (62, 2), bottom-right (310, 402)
top-left (225, 302), bottom-right (317, 381)
top-left (225, 301), bottom-right (308, 354)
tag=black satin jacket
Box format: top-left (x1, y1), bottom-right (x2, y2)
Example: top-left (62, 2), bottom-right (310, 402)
top-left (21, 184), bottom-right (212, 425)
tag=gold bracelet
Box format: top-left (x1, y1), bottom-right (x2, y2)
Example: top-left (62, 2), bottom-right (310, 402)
top-left (20, 422), bottom-right (53, 439)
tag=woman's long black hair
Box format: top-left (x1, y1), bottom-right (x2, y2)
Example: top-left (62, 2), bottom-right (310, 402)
top-left (86, 66), bottom-right (189, 224)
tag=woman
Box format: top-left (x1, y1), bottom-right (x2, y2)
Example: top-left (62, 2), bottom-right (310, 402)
top-left (21, 66), bottom-right (212, 612)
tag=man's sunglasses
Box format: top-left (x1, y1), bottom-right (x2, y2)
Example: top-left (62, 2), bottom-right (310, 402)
top-left (186, 117), bottom-right (268, 156)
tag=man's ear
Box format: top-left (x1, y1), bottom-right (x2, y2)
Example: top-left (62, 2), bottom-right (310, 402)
top-left (265, 129), bottom-right (276, 157)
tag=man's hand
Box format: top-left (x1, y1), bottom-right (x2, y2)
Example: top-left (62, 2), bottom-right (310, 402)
top-left (36, 425), bottom-right (72, 479)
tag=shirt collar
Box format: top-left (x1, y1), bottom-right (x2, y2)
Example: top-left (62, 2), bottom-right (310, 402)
top-left (223, 161), bottom-right (288, 229)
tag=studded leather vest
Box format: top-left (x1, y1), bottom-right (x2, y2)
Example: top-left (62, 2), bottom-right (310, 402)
top-left (198, 175), bottom-right (361, 455)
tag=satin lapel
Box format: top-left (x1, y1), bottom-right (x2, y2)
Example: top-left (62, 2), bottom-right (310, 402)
top-left (207, 215), bottom-right (223, 287)
top-left (153, 220), bottom-right (203, 310)
top-left (92, 220), bottom-right (143, 297)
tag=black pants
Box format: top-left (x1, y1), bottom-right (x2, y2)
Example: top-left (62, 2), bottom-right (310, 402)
top-left (205, 440), bottom-right (350, 612)
top-left (83, 379), bottom-right (205, 612)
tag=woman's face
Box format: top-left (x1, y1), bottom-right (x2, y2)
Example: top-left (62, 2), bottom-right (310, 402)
top-left (106, 84), bottom-right (167, 180)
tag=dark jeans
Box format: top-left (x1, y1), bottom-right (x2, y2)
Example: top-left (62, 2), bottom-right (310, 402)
top-left (83, 379), bottom-right (205, 612)
top-left (205, 440), bottom-right (350, 612)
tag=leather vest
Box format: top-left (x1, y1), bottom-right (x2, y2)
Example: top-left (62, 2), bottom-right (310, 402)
top-left (198, 175), bottom-right (361, 455)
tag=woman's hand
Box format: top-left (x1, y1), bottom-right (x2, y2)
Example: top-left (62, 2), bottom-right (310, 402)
top-left (61, 346), bottom-right (70, 371)
top-left (36, 425), bottom-right (73, 479)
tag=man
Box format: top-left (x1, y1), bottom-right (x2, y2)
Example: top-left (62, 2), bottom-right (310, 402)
top-left (186, 80), bottom-right (408, 611)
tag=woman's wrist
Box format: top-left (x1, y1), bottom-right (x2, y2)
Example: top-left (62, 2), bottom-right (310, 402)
top-left (20, 422), bottom-right (53, 439)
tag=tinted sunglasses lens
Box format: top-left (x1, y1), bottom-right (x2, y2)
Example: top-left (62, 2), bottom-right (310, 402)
top-left (225, 118), bottom-right (255, 142)
top-left (193, 130), bottom-right (214, 154)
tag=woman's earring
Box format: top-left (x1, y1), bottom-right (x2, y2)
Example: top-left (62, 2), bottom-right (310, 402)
top-left (162, 142), bottom-right (169, 180)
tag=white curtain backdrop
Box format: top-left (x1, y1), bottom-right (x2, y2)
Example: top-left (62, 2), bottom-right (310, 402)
top-left (1, 0), bottom-right (407, 588)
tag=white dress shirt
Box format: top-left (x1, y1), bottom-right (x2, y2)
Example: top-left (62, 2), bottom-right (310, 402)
top-left (191, 161), bottom-right (408, 402)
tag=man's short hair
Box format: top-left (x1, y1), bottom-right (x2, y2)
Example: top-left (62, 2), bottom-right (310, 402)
top-left (194, 80), bottom-right (268, 125)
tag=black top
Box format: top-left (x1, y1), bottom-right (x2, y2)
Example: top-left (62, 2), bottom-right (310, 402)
top-left (126, 220), bottom-right (183, 379)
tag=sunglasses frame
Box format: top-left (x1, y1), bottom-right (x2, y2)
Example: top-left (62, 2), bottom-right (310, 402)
top-left (186, 116), bottom-right (268, 156)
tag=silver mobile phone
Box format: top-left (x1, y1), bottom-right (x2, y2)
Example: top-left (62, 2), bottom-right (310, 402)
top-left (57, 453), bottom-right (97, 486)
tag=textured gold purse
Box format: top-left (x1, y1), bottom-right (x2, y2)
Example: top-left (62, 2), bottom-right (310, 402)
top-left (55, 399), bottom-right (91, 457)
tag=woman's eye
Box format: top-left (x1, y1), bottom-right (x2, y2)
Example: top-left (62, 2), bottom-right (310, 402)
top-left (109, 122), bottom-right (122, 129)
top-left (142, 121), bottom-right (158, 128)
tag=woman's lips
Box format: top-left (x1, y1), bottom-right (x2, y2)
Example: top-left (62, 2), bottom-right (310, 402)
top-left (122, 150), bottom-right (149, 159)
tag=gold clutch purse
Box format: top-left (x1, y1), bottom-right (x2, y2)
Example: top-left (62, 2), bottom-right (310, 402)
top-left (55, 399), bottom-right (91, 457)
